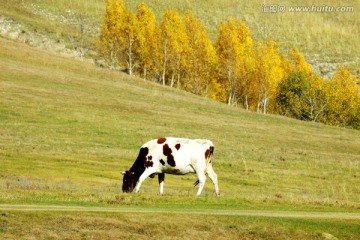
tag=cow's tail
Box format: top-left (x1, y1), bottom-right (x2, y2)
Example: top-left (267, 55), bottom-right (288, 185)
top-left (194, 180), bottom-right (199, 187)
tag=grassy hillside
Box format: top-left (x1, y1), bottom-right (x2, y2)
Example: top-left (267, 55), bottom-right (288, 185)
top-left (1, 37), bottom-right (360, 239)
top-left (1, 36), bottom-right (360, 205)
top-left (1, 0), bottom-right (359, 77)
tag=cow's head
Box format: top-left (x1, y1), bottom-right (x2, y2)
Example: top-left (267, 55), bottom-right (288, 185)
top-left (121, 171), bottom-right (137, 193)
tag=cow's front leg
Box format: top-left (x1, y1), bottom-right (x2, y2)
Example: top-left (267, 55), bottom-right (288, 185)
top-left (158, 173), bottom-right (165, 195)
top-left (134, 169), bottom-right (155, 193)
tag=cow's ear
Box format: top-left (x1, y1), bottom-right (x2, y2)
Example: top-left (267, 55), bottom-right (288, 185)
top-left (121, 171), bottom-right (126, 175)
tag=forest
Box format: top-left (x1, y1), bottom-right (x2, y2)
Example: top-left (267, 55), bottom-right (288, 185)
top-left (97, 0), bottom-right (360, 129)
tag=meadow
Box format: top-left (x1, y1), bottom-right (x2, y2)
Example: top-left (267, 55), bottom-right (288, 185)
top-left (1, 37), bottom-right (360, 238)
top-left (0, 0), bottom-right (360, 239)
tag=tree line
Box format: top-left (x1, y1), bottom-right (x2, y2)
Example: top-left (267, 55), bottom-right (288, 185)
top-left (97, 0), bottom-right (360, 129)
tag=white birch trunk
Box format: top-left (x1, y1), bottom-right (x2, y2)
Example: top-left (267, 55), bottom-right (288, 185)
top-left (162, 41), bottom-right (167, 86)
top-left (128, 38), bottom-right (133, 76)
top-left (170, 73), bottom-right (175, 88)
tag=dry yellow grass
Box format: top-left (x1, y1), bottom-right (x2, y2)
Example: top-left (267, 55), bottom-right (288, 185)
top-left (1, 0), bottom-right (359, 76)
top-left (1, 209), bottom-right (359, 239)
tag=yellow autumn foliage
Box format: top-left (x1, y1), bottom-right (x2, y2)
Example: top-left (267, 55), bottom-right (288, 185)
top-left (97, 2), bottom-right (359, 129)
top-left (325, 66), bottom-right (359, 127)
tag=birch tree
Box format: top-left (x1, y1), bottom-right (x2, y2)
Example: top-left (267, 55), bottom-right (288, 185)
top-left (120, 9), bottom-right (139, 75)
top-left (184, 11), bottom-right (217, 96)
top-left (98, 0), bottom-right (125, 68)
top-left (253, 40), bottom-right (284, 113)
top-left (159, 11), bottom-right (189, 87)
top-left (214, 18), bottom-right (252, 105)
top-left (325, 66), bottom-right (359, 127)
top-left (276, 72), bottom-right (327, 121)
top-left (288, 47), bottom-right (312, 75)
top-left (135, 2), bottom-right (157, 79)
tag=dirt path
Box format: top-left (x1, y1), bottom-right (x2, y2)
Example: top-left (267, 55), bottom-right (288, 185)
top-left (1, 204), bottom-right (359, 219)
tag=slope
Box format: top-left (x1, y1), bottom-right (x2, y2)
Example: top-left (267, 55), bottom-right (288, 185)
top-left (1, 37), bottom-right (359, 209)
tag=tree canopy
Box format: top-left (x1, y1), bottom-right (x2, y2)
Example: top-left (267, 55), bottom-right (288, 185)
top-left (97, 0), bottom-right (360, 129)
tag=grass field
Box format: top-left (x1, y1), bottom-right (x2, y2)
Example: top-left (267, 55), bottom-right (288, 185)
top-left (1, 205), bottom-right (360, 239)
top-left (1, 0), bottom-right (360, 238)
top-left (1, 37), bottom-right (360, 238)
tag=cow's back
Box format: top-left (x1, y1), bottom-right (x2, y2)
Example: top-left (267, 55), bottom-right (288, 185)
top-left (163, 138), bottom-right (214, 165)
top-left (145, 137), bottom-right (214, 173)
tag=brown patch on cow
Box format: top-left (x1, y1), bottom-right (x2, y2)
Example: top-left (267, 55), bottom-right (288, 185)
top-left (144, 155), bottom-right (153, 168)
top-left (163, 144), bottom-right (176, 167)
top-left (160, 159), bottom-right (165, 166)
top-left (205, 146), bottom-right (215, 159)
top-left (205, 146), bottom-right (215, 166)
top-left (205, 149), bottom-right (211, 159)
top-left (157, 138), bottom-right (167, 144)
top-left (175, 143), bottom-right (181, 150)
top-left (210, 146), bottom-right (214, 154)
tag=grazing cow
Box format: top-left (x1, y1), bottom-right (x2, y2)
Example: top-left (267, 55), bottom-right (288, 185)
top-left (122, 137), bottom-right (219, 196)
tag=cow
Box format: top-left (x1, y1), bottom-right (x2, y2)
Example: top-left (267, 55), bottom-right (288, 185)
top-left (121, 137), bottom-right (219, 196)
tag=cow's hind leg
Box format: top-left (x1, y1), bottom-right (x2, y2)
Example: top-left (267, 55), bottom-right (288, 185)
top-left (207, 164), bottom-right (220, 197)
top-left (158, 173), bottom-right (165, 195)
top-left (195, 171), bottom-right (206, 196)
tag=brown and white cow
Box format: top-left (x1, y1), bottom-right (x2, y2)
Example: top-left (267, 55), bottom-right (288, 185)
top-left (122, 137), bottom-right (219, 196)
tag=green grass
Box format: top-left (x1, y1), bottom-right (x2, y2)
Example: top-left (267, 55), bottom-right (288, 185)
top-left (1, 37), bottom-right (360, 207)
top-left (1, 1), bottom-right (360, 237)
top-left (0, 37), bottom-right (360, 239)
